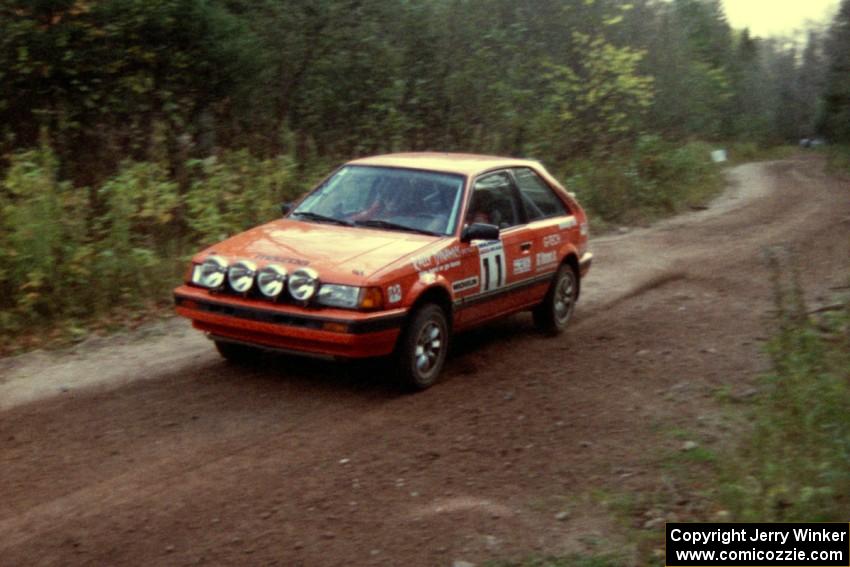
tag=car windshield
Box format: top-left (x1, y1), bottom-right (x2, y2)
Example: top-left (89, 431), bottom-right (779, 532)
top-left (293, 166), bottom-right (465, 236)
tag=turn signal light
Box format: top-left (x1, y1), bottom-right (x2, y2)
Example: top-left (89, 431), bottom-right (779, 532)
top-left (359, 287), bottom-right (384, 310)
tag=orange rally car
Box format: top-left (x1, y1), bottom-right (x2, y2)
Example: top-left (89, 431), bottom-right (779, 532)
top-left (174, 153), bottom-right (592, 389)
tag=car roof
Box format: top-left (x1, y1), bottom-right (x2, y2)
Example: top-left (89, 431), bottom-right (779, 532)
top-left (347, 152), bottom-right (543, 177)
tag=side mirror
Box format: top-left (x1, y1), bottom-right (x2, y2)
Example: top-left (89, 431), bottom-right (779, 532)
top-left (461, 223), bottom-right (500, 242)
top-left (280, 202), bottom-right (292, 216)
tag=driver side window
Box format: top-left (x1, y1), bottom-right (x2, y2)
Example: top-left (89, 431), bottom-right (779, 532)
top-left (466, 172), bottom-right (520, 229)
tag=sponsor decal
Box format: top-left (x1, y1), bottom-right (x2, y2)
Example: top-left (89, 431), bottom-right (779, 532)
top-left (254, 254), bottom-right (310, 266)
top-left (542, 233), bottom-right (561, 248)
top-left (513, 256), bottom-right (532, 275)
top-left (558, 216), bottom-right (578, 230)
top-left (412, 245), bottom-right (468, 272)
top-left (452, 277), bottom-right (479, 292)
top-left (536, 251), bottom-right (557, 270)
top-left (580, 222), bottom-right (589, 237)
top-left (387, 284), bottom-right (402, 304)
top-left (421, 260), bottom-right (460, 275)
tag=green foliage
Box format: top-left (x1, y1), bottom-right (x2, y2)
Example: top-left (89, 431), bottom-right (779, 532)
top-left (531, 34), bottom-right (653, 161)
top-left (94, 160), bottom-right (181, 307)
top-left (185, 151), bottom-right (297, 245)
top-left (0, 145), bottom-right (297, 344)
top-left (564, 136), bottom-right (722, 225)
top-left (0, 145), bottom-right (88, 328)
top-left (726, 143), bottom-right (794, 163)
top-left (719, 260), bottom-right (850, 521)
top-left (820, 0), bottom-right (850, 143)
top-left (825, 145), bottom-right (850, 175)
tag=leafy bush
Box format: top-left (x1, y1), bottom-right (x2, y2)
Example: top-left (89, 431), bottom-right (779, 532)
top-left (185, 151), bottom-right (297, 245)
top-left (564, 136), bottom-right (722, 225)
top-left (0, 146), bottom-right (299, 347)
top-left (0, 147), bottom-right (89, 330)
top-left (94, 160), bottom-right (181, 307)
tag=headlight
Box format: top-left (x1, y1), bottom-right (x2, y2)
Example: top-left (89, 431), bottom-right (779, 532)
top-left (317, 284), bottom-right (361, 308)
top-left (316, 285), bottom-right (384, 309)
top-left (257, 264), bottom-right (287, 298)
top-left (227, 260), bottom-right (257, 293)
top-left (192, 256), bottom-right (228, 289)
top-left (288, 268), bottom-right (319, 301)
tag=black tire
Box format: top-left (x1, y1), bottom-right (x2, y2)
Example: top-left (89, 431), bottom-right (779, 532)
top-left (532, 264), bottom-right (578, 336)
top-left (214, 340), bottom-right (260, 363)
top-left (395, 303), bottom-right (449, 391)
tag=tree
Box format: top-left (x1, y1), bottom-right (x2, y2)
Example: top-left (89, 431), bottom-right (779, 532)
top-left (820, 0), bottom-right (850, 142)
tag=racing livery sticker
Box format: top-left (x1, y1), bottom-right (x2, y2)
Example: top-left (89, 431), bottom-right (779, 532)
top-left (513, 256), bottom-right (532, 275)
top-left (387, 284), bottom-right (402, 304)
top-left (412, 245), bottom-right (466, 272)
top-left (478, 241), bottom-right (506, 292)
top-left (536, 251), bottom-right (557, 271)
top-left (542, 233), bottom-right (561, 248)
top-left (452, 276), bottom-right (479, 292)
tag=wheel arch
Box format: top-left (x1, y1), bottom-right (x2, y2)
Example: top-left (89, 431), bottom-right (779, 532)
top-left (408, 285), bottom-right (454, 329)
top-left (561, 253), bottom-right (581, 299)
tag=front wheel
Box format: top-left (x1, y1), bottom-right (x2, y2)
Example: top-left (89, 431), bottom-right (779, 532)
top-left (395, 304), bottom-right (449, 391)
top-left (533, 264), bottom-right (578, 335)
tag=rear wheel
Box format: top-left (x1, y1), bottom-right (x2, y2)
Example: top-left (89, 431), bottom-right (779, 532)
top-left (395, 304), bottom-right (449, 390)
top-left (214, 340), bottom-right (260, 363)
top-left (533, 264), bottom-right (578, 335)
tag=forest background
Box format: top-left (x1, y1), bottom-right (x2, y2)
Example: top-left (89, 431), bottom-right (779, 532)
top-left (1, 0), bottom-right (849, 349)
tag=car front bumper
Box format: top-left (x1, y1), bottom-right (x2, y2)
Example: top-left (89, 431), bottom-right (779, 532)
top-left (174, 285), bottom-right (406, 359)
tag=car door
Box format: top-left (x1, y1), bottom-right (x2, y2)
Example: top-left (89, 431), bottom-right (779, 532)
top-left (453, 170), bottom-right (538, 327)
top-left (510, 166), bottom-right (576, 303)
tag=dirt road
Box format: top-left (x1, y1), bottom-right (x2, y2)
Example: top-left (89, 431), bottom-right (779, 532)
top-left (1, 155), bottom-right (848, 566)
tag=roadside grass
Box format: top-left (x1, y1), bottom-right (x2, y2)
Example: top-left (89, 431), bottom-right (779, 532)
top-left (716, 257), bottom-right (850, 522)
top-left (823, 144), bottom-right (850, 176)
top-left (725, 143), bottom-right (795, 164)
top-left (498, 261), bottom-right (850, 565)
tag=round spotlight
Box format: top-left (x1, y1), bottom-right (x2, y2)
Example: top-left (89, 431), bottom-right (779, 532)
top-left (288, 267), bottom-right (319, 301)
top-left (257, 264), bottom-right (288, 299)
top-left (227, 260), bottom-right (257, 293)
top-left (198, 256), bottom-right (228, 289)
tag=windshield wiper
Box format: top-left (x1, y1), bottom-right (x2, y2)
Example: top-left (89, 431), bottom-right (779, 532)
top-left (292, 211), bottom-right (353, 226)
top-left (354, 219), bottom-right (441, 236)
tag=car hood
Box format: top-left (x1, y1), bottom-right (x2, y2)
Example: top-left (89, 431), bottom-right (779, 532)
top-left (196, 219), bottom-right (441, 281)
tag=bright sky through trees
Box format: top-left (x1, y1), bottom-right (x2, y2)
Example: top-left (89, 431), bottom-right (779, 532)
top-left (722, 0), bottom-right (840, 37)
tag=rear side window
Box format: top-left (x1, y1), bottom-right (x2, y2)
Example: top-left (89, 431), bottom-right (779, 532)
top-left (512, 168), bottom-right (568, 221)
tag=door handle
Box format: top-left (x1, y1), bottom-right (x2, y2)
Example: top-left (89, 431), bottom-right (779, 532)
top-left (520, 242), bottom-right (532, 252)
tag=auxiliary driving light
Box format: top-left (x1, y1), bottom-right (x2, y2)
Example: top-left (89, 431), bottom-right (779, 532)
top-left (257, 264), bottom-right (288, 298)
top-left (193, 256), bottom-right (229, 289)
top-left (227, 260), bottom-right (257, 293)
top-left (288, 268), bottom-right (319, 301)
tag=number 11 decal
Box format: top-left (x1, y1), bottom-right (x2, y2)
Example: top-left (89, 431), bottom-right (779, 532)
top-left (478, 242), bottom-right (506, 292)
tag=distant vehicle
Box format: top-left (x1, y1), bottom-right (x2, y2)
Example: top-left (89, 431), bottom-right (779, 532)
top-left (800, 137), bottom-right (826, 148)
top-left (174, 153), bottom-right (592, 389)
